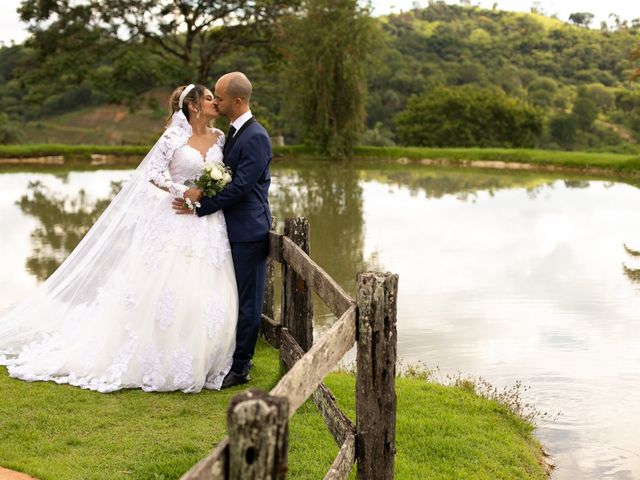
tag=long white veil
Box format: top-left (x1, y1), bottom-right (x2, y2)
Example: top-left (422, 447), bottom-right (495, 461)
top-left (0, 111), bottom-right (193, 360)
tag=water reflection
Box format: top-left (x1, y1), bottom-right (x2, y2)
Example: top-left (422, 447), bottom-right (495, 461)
top-left (270, 161), bottom-right (369, 295)
top-left (16, 180), bottom-right (121, 281)
top-left (622, 244), bottom-right (640, 285)
top-left (366, 166), bottom-right (623, 201)
top-left (383, 168), bottom-right (556, 200)
top-left (354, 172), bottom-right (640, 480)
top-left (13, 164), bottom-right (630, 290)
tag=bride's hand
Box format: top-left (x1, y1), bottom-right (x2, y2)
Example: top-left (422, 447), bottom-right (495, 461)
top-left (172, 188), bottom-right (203, 215)
top-left (172, 197), bottom-right (195, 215)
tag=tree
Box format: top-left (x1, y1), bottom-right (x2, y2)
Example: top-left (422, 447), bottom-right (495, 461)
top-left (548, 113), bottom-right (577, 148)
top-left (283, 0), bottom-right (377, 157)
top-left (614, 89), bottom-right (640, 137)
top-left (395, 85), bottom-right (543, 148)
top-left (583, 83), bottom-right (614, 112)
top-left (19, 0), bottom-right (298, 83)
top-left (568, 12), bottom-right (594, 28)
top-left (572, 88), bottom-right (599, 130)
top-left (13, 2), bottom-right (173, 115)
top-left (362, 122), bottom-right (396, 147)
top-left (0, 113), bottom-right (22, 144)
top-left (527, 77), bottom-right (558, 108)
top-left (448, 61), bottom-right (488, 85)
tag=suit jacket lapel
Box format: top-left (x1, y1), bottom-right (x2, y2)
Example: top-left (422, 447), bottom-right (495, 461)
top-left (223, 117), bottom-right (256, 162)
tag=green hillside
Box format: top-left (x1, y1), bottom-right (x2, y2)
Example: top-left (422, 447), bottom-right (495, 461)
top-left (19, 89), bottom-right (170, 145)
top-left (1, 2), bottom-right (639, 150)
top-left (365, 4), bottom-right (640, 151)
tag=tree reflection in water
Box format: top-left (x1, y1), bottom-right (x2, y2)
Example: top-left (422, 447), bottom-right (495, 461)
top-left (374, 168), bottom-right (622, 202)
top-left (16, 180), bottom-right (122, 281)
top-left (271, 162), bottom-right (369, 297)
top-left (380, 168), bottom-right (561, 201)
top-left (623, 243), bottom-right (640, 284)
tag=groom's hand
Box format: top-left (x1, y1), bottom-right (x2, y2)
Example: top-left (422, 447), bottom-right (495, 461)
top-left (184, 187), bottom-right (203, 203)
top-left (172, 197), bottom-right (194, 215)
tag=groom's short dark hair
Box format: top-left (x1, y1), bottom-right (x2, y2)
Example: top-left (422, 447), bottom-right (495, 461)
top-left (227, 72), bottom-right (252, 103)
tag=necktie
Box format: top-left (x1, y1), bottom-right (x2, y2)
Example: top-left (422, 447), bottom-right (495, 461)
top-left (224, 125), bottom-right (237, 156)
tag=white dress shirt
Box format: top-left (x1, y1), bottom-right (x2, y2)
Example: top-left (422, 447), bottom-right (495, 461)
top-left (230, 110), bottom-right (253, 137)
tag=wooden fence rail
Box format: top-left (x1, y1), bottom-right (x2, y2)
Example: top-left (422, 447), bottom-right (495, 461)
top-left (180, 217), bottom-right (398, 479)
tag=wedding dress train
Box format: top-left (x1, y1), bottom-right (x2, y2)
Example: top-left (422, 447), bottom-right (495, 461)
top-left (0, 112), bottom-right (238, 393)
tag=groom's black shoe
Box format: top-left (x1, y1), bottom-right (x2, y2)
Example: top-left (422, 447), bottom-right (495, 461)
top-left (221, 370), bottom-right (250, 389)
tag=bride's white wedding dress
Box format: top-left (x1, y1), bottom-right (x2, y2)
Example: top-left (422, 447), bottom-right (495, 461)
top-left (0, 111), bottom-right (238, 393)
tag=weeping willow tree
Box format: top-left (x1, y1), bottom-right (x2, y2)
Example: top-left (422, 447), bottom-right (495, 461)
top-left (283, 0), bottom-right (377, 158)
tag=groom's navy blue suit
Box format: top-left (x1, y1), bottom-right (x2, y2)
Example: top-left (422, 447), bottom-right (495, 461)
top-left (196, 116), bottom-right (271, 376)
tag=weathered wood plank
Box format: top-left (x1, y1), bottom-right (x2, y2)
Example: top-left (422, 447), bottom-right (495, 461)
top-left (278, 329), bottom-right (301, 375)
top-left (179, 438), bottom-right (229, 480)
top-left (280, 329), bottom-right (355, 446)
top-left (228, 389), bottom-right (288, 480)
top-left (260, 314), bottom-right (281, 349)
top-left (262, 221), bottom-right (277, 320)
top-left (271, 305), bottom-right (356, 417)
top-left (313, 383), bottom-right (355, 447)
top-left (282, 217), bottom-right (313, 352)
top-left (268, 231), bottom-right (283, 263)
top-left (281, 236), bottom-right (354, 318)
top-left (324, 434), bottom-right (356, 480)
top-left (356, 272), bottom-right (399, 480)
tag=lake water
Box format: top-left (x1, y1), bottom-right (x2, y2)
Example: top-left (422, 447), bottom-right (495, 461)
top-left (1, 160), bottom-right (640, 479)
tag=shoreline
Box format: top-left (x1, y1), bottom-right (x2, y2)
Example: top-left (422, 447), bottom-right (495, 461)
top-left (1, 144), bottom-right (639, 177)
top-left (379, 155), bottom-right (639, 177)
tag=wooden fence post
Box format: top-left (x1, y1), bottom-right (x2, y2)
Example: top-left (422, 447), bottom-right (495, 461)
top-left (262, 217), bottom-right (277, 321)
top-left (355, 272), bottom-right (399, 480)
top-left (281, 217), bottom-right (313, 353)
top-left (228, 388), bottom-right (289, 480)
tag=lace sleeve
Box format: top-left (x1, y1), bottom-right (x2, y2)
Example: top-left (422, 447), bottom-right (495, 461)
top-left (214, 128), bottom-right (226, 150)
top-left (147, 130), bottom-right (189, 198)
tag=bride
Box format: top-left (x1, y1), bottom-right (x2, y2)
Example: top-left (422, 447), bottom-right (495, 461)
top-left (0, 84), bottom-right (238, 393)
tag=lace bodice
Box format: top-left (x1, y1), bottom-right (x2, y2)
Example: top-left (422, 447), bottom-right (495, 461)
top-left (146, 111), bottom-right (225, 197)
top-left (169, 140), bottom-right (225, 184)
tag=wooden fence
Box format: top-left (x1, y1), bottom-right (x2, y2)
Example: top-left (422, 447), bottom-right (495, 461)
top-left (180, 217), bottom-right (399, 479)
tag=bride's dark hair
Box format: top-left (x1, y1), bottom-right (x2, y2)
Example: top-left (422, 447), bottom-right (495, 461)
top-left (167, 84), bottom-right (208, 125)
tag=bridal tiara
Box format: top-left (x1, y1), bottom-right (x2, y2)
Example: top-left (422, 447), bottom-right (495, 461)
top-left (178, 84), bottom-right (196, 109)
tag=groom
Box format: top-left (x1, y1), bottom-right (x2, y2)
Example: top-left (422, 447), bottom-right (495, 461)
top-left (174, 72), bottom-right (272, 389)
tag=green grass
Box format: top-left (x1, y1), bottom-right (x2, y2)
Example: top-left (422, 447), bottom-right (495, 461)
top-left (0, 339), bottom-right (548, 479)
top-left (0, 144), bottom-right (149, 159)
top-left (2, 143), bottom-right (640, 176)
top-left (287, 145), bottom-right (640, 176)
top-left (351, 146), bottom-right (640, 173)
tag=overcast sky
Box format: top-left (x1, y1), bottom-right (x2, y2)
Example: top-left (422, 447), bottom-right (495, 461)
top-left (1, 0), bottom-right (638, 45)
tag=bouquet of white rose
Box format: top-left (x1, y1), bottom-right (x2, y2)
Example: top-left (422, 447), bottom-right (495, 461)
top-left (184, 161), bottom-right (233, 210)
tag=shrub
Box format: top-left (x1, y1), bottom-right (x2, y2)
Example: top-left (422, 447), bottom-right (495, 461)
top-left (0, 113), bottom-right (22, 144)
top-left (395, 85), bottom-right (543, 147)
